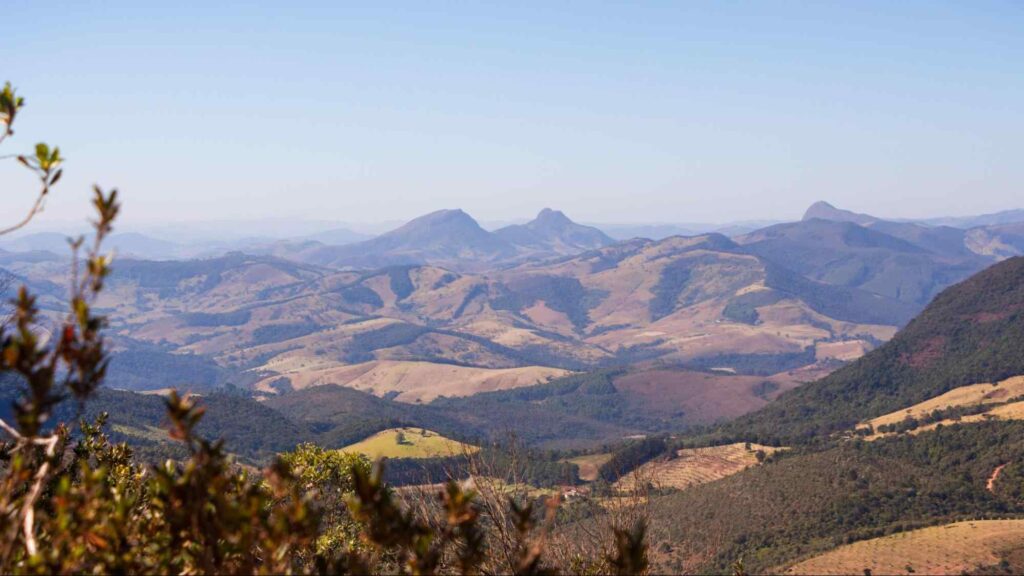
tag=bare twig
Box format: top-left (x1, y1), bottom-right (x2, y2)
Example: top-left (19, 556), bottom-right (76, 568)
top-left (0, 190), bottom-right (47, 237)
top-left (0, 417), bottom-right (63, 557)
top-left (21, 433), bottom-right (59, 556)
top-left (0, 418), bottom-right (22, 440)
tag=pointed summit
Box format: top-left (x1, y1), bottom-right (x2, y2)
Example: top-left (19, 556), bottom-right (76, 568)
top-left (802, 201), bottom-right (879, 226)
top-left (366, 208), bottom-right (513, 254)
top-left (300, 209), bottom-right (515, 270)
top-left (495, 209), bottom-right (614, 255)
top-left (533, 208), bottom-right (574, 227)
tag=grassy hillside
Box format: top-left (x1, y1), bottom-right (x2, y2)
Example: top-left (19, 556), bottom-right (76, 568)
top-left (785, 519), bottom-right (1024, 575)
top-left (613, 442), bottom-right (783, 493)
top-left (339, 427), bottom-right (478, 459)
top-left (567, 453), bottom-right (613, 482)
top-left (862, 375), bottom-right (1024, 431)
top-left (722, 257), bottom-right (1024, 443)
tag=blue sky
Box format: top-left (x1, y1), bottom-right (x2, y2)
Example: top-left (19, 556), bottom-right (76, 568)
top-left (2, 1), bottom-right (1022, 228)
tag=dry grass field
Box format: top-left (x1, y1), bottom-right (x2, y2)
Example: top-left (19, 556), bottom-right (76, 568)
top-left (988, 400), bottom-right (1024, 419)
top-left (856, 375), bottom-right (1024, 440)
top-left (882, 400), bottom-right (1024, 440)
top-left (612, 370), bottom-right (805, 425)
top-left (339, 427), bottom-right (478, 459)
top-left (255, 360), bottom-right (569, 402)
top-left (614, 442), bottom-right (785, 493)
top-left (862, 375), bottom-right (1024, 430)
top-left (785, 520), bottom-right (1024, 575)
top-left (567, 453), bottom-right (613, 482)
top-left (111, 424), bottom-right (170, 443)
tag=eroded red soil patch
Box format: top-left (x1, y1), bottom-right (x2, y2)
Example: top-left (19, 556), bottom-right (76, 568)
top-left (902, 336), bottom-right (947, 369)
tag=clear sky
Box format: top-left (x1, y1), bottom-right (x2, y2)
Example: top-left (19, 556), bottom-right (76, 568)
top-left (2, 1), bottom-right (1022, 229)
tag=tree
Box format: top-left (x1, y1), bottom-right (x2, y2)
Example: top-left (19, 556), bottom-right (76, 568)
top-left (280, 443), bottom-right (371, 556)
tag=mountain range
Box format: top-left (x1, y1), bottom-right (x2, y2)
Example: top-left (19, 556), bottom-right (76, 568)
top-left (6, 202), bottom-right (1024, 573)
top-left (7, 201), bottom-right (1024, 265)
top-left (291, 208), bottom-right (614, 271)
top-left (4, 201), bottom-right (1022, 409)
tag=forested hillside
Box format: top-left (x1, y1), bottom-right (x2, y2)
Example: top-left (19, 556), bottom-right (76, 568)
top-left (720, 256), bottom-right (1024, 443)
top-left (647, 422), bottom-right (1024, 572)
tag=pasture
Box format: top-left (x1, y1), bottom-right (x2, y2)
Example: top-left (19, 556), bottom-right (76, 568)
top-left (785, 519), bottom-right (1024, 575)
top-left (339, 427), bottom-right (478, 459)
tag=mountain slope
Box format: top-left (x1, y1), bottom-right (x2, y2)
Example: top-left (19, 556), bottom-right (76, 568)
top-left (738, 218), bottom-right (988, 306)
top-left (302, 209), bottom-right (518, 270)
top-left (724, 256), bottom-right (1024, 442)
top-left (965, 222), bottom-right (1024, 259)
top-left (302, 227), bottom-right (373, 246)
top-left (83, 231), bottom-right (916, 400)
top-left (799, 199), bottom-right (1023, 261)
top-left (922, 208), bottom-right (1024, 229)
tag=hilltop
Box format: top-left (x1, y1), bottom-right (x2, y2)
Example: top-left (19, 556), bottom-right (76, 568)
top-left (294, 208), bottom-right (615, 271)
top-left (299, 209), bottom-right (517, 270)
top-left (338, 427), bottom-right (478, 459)
top-left (802, 201), bottom-right (880, 226)
top-left (494, 208), bottom-right (615, 254)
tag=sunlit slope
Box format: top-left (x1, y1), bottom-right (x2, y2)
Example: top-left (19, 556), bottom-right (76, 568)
top-left (853, 375), bottom-right (1024, 440)
top-left (339, 427), bottom-right (478, 459)
top-left (863, 375), bottom-right (1024, 430)
top-left (255, 360), bottom-right (569, 403)
top-left (785, 520), bottom-right (1024, 575)
top-left (613, 443), bottom-right (784, 493)
top-left (567, 453), bottom-right (613, 482)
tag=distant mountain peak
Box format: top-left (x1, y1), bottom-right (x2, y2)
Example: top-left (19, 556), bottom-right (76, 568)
top-left (805, 200), bottom-right (837, 213)
top-left (495, 209), bottom-right (614, 254)
top-left (803, 201), bottom-right (879, 226)
top-left (296, 208), bottom-right (517, 271)
top-left (414, 208), bottom-right (473, 224)
top-left (534, 208), bottom-right (572, 226)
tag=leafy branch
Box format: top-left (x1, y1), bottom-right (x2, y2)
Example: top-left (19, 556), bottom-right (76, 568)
top-left (0, 80), bottom-right (120, 565)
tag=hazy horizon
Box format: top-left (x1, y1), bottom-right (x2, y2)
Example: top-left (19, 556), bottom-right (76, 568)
top-left (3, 2), bottom-right (1023, 229)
